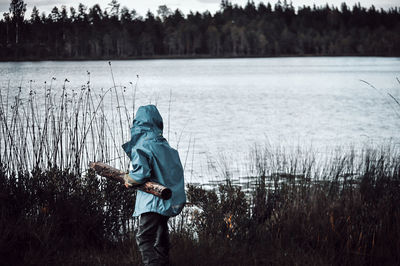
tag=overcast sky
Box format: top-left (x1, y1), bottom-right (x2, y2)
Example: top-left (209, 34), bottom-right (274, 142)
top-left (1, 0), bottom-right (399, 18)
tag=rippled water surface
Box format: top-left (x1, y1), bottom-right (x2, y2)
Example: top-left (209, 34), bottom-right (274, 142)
top-left (1, 57), bottom-right (400, 182)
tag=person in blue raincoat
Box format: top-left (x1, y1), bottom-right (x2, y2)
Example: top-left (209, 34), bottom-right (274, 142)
top-left (122, 104), bottom-right (186, 266)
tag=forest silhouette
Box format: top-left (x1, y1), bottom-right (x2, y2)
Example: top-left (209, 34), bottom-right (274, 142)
top-left (0, 0), bottom-right (399, 60)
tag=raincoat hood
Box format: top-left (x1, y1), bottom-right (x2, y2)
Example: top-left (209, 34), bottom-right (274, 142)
top-left (133, 104), bottom-right (163, 132)
top-left (122, 105), bottom-right (163, 157)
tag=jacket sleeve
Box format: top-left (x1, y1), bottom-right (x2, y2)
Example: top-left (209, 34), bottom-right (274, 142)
top-left (128, 148), bottom-right (152, 184)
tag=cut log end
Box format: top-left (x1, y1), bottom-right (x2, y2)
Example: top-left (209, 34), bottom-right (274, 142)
top-left (161, 188), bottom-right (172, 200)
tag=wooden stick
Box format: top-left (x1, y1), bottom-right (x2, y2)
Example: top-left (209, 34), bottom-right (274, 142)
top-left (89, 162), bottom-right (172, 200)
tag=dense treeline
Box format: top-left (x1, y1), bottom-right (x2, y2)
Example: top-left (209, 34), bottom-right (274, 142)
top-left (0, 0), bottom-right (400, 60)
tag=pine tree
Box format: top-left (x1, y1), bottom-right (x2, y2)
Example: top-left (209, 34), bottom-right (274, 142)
top-left (9, 0), bottom-right (26, 44)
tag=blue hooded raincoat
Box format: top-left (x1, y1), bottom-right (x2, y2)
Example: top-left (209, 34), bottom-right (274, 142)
top-left (122, 105), bottom-right (186, 217)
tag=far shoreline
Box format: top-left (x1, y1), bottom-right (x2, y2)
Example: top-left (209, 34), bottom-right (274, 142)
top-left (0, 53), bottom-right (399, 63)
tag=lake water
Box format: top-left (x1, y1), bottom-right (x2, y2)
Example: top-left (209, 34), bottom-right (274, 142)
top-left (1, 57), bottom-right (400, 184)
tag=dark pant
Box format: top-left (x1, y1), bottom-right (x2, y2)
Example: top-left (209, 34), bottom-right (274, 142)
top-left (136, 212), bottom-right (170, 266)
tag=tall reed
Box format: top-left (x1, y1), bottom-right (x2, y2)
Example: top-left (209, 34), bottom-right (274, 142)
top-left (0, 71), bottom-right (138, 176)
top-left (0, 70), bottom-right (141, 265)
